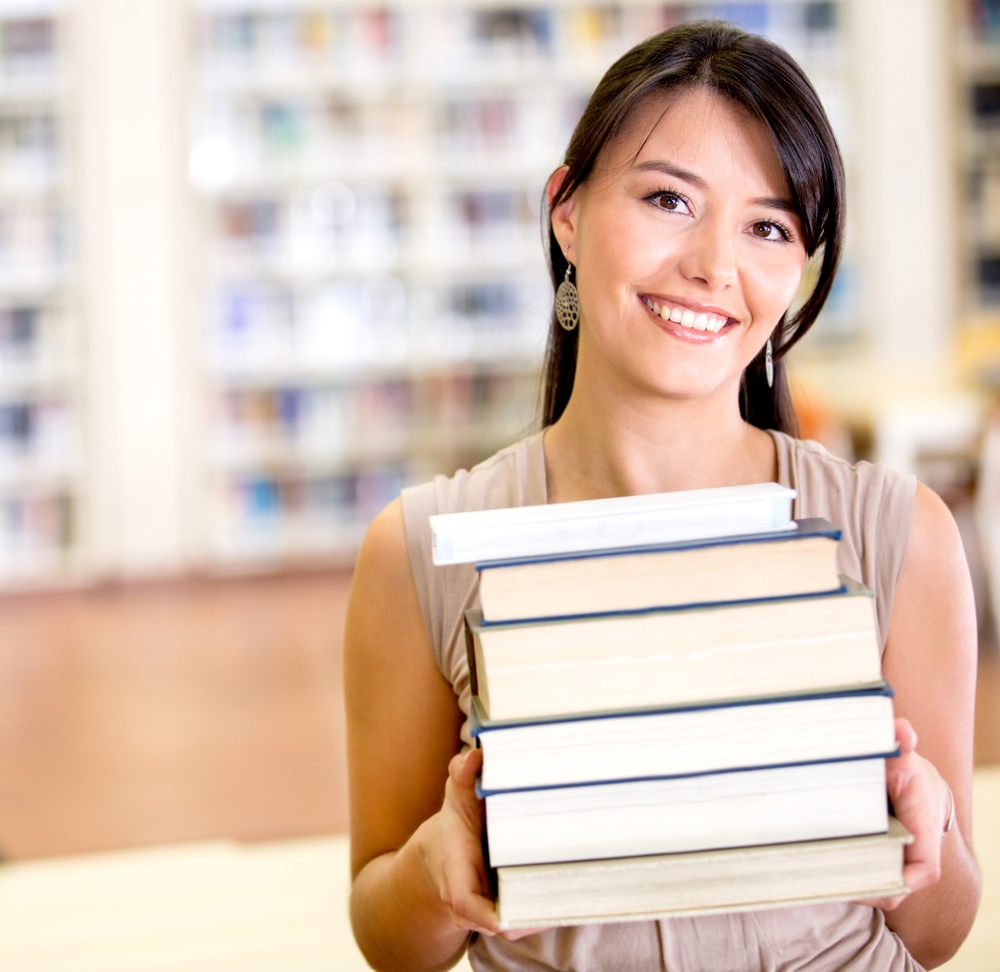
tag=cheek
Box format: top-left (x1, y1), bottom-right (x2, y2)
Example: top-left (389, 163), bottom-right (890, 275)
top-left (758, 255), bottom-right (807, 313)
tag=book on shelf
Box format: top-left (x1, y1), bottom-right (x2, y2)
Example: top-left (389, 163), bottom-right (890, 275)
top-left (473, 517), bottom-right (842, 624)
top-left (494, 820), bottom-right (912, 930)
top-left (480, 754), bottom-right (892, 868)
top-left (464, 576), bottom-right (881, 722)
top-left (429, 481), bottom-right (796, 566)
top-left (471, 683), bottom-right (896, 794)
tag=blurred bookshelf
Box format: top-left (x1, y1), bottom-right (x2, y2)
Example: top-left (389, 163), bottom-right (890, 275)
top-left (0, 0), bottom-right (82, 586)
top-left (187, 0), bottom-right (854, 569)
top-left (955, 0), bottom-right (1000, 318)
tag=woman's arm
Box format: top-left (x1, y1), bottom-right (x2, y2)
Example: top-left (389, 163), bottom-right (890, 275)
top-left (344, 499), bottom-right (501, 971)
top-left (879, 482), bottom-right (982, 968)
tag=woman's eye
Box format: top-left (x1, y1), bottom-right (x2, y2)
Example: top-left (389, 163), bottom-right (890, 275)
top-left (651, 192), bottom-right (688, 213)
top-left (752, 221), bottom-right (785, 241)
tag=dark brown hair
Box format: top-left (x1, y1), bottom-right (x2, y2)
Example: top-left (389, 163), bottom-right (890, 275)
top-left (541, 20), bottom-right (846, 434)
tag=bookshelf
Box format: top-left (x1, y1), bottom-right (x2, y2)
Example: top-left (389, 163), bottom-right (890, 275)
top-left (954, 0), bottom-right (1000, 316)
top-left (188, 0), bottom-right (854, 569)
top-left (0, 0), bottom-right (81, 584)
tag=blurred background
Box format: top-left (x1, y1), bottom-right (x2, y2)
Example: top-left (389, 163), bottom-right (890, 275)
top-left (1, 0), bottom-right (1000, 968)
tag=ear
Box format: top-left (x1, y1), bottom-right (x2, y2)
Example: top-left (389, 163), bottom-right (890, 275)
top-left (546, 165), bottom-right (577, 261)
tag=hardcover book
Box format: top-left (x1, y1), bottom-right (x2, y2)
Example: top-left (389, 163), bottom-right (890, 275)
top-left (481, 755), bottom-right (891, 868)
top-left (465, 578), bottom-right (881, 722)
top-left (474, 518), bottom-right (842, 623)
top-left (470, 684), bottom-right (896, 793)
top-left (494, 821), bottom-right (912, 929)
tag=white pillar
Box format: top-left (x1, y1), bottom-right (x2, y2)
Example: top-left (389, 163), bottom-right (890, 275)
top-left (75, 0), bottom-right (194, 577)
top-left (850, 0), bottom-right (957, 364)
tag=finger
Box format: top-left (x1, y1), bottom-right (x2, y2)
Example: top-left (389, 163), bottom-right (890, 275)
top-left (889, 784), bottom-right (943, 885)
top-left (893, 717), bottom-right (917, 755)
top-left (450, 747), bottom-right (483, 788)
top-left (449, 887), bottom-right (500, 935)
top-left (440, 845), bottom-right (497, 926)
top-left (900, 852), bottom-right (941, 895)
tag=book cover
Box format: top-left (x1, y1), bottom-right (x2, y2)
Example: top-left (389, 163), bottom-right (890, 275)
top-left (470, 684), bottom-right (897, 793)
top-left (465, 578), bottom-right (881, 722)
top-left (475, 518), bottom-right (843, 624)
top-left (430, 482), bottom-right (796, 566)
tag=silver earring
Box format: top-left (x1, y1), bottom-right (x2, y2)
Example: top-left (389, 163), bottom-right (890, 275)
top-left (555, 262), bottom-right (580, 332)
top-left (765, 337), bottom-right (774, 388)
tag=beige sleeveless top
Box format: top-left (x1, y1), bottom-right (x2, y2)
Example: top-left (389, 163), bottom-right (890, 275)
top-left (400, 429), bottom-right (921, 972)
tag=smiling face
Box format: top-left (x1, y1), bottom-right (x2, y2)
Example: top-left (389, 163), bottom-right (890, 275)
top-left (551, 85), bottom-right (809, 411)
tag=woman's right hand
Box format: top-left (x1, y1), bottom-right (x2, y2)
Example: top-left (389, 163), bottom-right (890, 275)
top-left (420, 747), bottom-right (551, 942)
top-left (419, 747), bottom-right (500, 937)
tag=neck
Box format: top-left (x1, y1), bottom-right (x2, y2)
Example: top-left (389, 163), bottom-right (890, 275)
top-left (543, 383), bottom-right (777, 504)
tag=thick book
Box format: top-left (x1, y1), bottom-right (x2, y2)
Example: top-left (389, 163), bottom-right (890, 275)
top-left (494, 821), bottom-right (912, 929)
top-left (430, 482), bottom-right (795, 566)
top-left (481, 755), bottom-right (891, 867)
top-left (475, 518), bottom-right (842, 624)
top-left (465, 578), bottom-right (880, 722)
top-left (471, 684), bottom-right (896, 793)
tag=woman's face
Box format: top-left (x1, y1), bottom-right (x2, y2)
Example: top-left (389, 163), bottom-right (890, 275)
top-left (552, 86), bottom-right (809, 409)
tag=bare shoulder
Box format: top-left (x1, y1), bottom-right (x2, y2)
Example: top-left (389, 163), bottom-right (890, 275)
top-left (345, 497), bottom-right (424, 666)
top-left (352, 497), bottom-right (411, 588)
top-left (889, 481), bottom-right (975, 658)
top-left (905, 482), bottom-right (969, 572)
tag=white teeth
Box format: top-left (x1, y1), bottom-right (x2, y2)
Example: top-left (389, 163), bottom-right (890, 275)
top-left (644, 297), bottom-right (728, 332)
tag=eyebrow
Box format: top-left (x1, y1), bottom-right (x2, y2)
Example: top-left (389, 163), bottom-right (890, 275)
top-left (632, 160), bottom-right (800, 216)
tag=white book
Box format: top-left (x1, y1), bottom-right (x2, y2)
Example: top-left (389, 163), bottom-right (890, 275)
top-left (482, 757), bottom-right (889, 868)
top-left (472, 685), bottom-right (895, 793)
top-left (430, 482), bottom-right (796, 566)
top-left (495, 821), bottom-right (912, 929)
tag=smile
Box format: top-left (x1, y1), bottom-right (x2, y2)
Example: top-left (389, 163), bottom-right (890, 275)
top-left (641, 296), bottom-right (731, 334)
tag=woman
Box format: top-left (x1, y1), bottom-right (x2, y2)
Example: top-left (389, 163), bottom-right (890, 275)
top-left (344, 21), bottom-right (980, 971)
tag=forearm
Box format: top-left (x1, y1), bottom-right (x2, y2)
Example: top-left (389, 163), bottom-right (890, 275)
top-left (350, 824), bottom-right (472, 972)
top-left (886, 827), bottom-right (982, 969)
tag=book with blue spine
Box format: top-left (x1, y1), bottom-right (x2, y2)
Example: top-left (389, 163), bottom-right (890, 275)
top-left (480, 755), bottom-right (894, 867)
top-left (470, 682), bottom-right (896, 794)
top-left (472, 517), bottom-right (843, 625)
top-left (464, 575), bottom-right (880, 722)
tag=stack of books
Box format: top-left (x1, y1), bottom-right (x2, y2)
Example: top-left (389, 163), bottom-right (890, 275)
top-left (430, 483), bottom-right (910, 930)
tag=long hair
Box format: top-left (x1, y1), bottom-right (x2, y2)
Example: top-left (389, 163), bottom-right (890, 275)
top-left (541, 20), bottom-right (846, 434)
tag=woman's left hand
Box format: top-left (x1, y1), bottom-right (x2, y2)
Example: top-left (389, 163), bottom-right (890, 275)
top-left (860, 717), bottom-right (951, 911)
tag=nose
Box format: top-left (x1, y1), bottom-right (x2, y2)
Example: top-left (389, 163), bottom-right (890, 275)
top-left (678, 216), bottom-right (737, 290)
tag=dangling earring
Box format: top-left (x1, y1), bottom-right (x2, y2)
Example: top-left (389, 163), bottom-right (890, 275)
top-left (556, 262), bottom-right (580, 332)
top-left (765, 337), bottom-right (774, 388)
